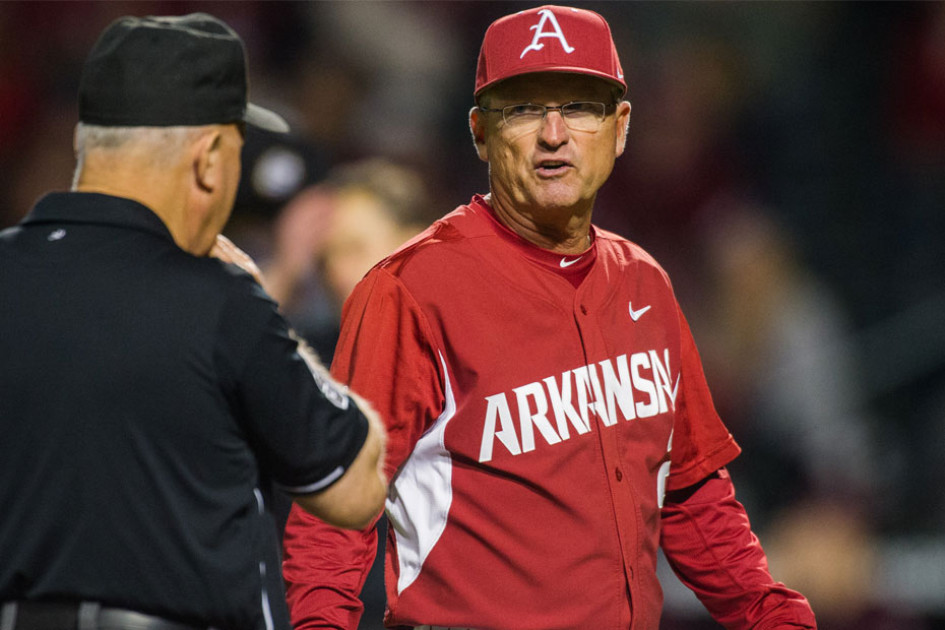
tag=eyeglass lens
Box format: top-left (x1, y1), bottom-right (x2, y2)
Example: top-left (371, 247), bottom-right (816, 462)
top-left (503, 102), bottom-right (607, 132)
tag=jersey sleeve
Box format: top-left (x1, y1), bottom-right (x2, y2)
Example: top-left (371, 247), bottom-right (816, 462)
top-left (667, 304), bottom-right (742, 491)
top-left (217, 274), bottom-right (368, 493)
top-left (332, 267), bottom-right (446, 478)
top-left (283, 505), bottom-right (381, 630)
top-left (661, 469), bottom-right (818, 629)
top-left (283, 267), bottom-right (445, 630)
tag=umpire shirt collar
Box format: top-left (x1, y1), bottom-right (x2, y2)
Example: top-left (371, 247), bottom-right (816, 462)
top-left (22, 192), bottom-right (175, 243)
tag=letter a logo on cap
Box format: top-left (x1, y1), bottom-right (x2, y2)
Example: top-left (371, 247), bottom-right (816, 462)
top-left (520, 8), bottom-right (575, 59)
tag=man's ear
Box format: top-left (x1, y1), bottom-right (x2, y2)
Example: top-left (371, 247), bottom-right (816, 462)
top-left (194, 129), bottom-right (223, 193)
top-left (615, 100), bottom-right (631, 158)
top-left (469, 107), bottom-right (489, 163)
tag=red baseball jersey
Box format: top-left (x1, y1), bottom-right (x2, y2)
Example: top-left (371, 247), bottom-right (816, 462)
top-left (284, 195), bottom-right (742, 629)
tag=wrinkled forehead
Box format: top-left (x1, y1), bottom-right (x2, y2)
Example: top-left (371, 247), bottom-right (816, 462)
top-left (478, 72), bottom-right (619, 106)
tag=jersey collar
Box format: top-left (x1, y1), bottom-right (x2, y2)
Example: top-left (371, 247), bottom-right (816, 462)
top-left (470, 194), bottom-right (598, 275)
top-left (22, 192), bottom-right (175, 243)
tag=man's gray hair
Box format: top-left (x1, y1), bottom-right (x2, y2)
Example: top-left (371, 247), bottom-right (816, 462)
top-left (72, 123), bottom-right (209, 187)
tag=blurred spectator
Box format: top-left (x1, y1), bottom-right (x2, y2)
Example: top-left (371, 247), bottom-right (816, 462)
top-left (263, 157), bottom-right (435, 361)
top-left (764, 499), bottom-right (933, 630)
top-left (698, 200), bottom-right (875, 529)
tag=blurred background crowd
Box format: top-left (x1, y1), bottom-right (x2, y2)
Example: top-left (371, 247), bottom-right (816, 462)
top-left (2, 2), bottom-right (943, 628)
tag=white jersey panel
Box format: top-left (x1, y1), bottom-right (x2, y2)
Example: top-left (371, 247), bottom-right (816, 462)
top-left (387, 352), bottom-right (456, 594)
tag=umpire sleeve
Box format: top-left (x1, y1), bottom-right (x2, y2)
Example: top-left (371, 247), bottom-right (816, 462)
top-left (217, 277), bottom-right (369, 493)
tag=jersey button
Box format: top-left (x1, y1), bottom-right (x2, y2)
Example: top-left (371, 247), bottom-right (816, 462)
top-left (615, 468), bottom-right (623, 481)
top-left (580, 304), bottom-right (588, 315)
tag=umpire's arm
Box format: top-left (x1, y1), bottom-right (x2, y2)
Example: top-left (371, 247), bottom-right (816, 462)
top-left (292, 381), bottom-right (387, 530)
top-left (211, 235), bottom-right (388, 531)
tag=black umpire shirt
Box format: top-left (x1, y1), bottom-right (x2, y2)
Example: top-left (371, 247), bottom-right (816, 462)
top-left (0, 193), bottom-right (369, 630)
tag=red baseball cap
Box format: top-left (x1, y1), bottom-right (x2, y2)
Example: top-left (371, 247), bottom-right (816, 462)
top-left (474, 5), bottom-right (626, 101)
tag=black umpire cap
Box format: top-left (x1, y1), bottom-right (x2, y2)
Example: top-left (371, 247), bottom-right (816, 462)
top-left (78, 13), bottom-right (289, 133)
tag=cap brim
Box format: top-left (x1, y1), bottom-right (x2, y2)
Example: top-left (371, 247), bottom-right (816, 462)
top-left (245, 102), bottom-right (289, 133)
top-left (476, 67), bottom-right (627, 100)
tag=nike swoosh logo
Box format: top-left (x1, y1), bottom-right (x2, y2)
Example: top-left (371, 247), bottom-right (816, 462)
top-left (560, 256), bottom-right (583, 268)
top-left (628, 302), bottom-right (651, 322)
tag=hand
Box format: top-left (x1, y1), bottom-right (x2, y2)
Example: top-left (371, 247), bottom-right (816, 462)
top-left (264, 186), bottom-right (336, 306)
top-left (210, 234), bottom-right (264, 285)
top-left (274, 186), bottom-right (335, 280)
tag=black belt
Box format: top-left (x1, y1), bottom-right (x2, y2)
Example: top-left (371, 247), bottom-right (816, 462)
top-left (0, 602), bottom-right (212, 630)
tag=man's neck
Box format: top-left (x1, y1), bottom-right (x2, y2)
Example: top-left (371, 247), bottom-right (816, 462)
top-left (485, 192), bottom-right (593, 255)
top-left (75, 171), bottom-right (203, 255)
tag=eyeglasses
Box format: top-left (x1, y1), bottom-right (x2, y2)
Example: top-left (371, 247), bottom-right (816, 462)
top-left (478, 101), bottom-right (614, 133)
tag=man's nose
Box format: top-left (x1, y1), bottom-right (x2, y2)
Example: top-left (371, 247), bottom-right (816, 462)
top-left (538, 108), bottom-right (569, 147)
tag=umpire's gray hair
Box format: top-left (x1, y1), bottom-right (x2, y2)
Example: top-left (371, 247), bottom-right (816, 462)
top-left (72, 123), bottom-right (208, 188)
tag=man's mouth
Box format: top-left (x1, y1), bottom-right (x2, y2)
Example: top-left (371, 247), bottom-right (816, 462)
top-left (535, 160), bottom-right (571, 176)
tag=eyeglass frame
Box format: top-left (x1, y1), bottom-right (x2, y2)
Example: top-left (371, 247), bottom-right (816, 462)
top-left (476, 101), bottom-right (618, 132)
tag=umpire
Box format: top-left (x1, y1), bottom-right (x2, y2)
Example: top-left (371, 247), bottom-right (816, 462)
top-left (0, 13), bottom-right (386, 630)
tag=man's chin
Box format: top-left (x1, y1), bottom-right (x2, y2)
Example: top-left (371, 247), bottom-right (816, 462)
top-left (530, 188), bottom-right (586, 213)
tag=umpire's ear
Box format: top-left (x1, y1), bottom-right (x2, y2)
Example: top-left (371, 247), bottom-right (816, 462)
top-left (469, 106), bottom-right (489, 163)
top-left (193, 128), bottom-right (223, 193)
